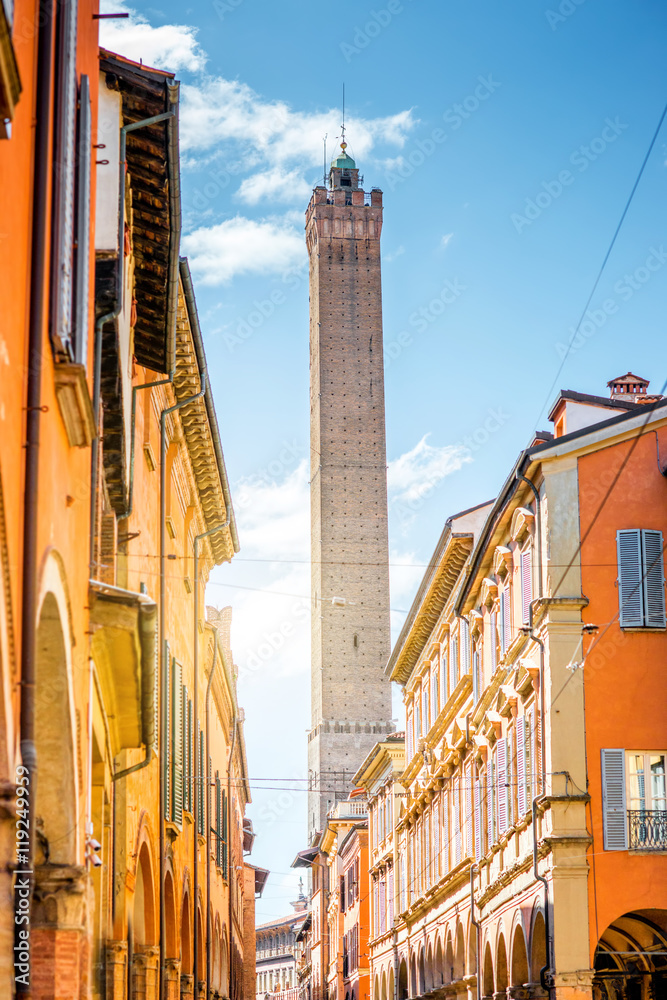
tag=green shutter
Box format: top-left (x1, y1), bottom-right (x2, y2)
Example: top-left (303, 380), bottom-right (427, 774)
top-left (163, 642), bottom-right (171, 819)
top-left (222, 788), bottom-right (228, 875)
top-left (215, 774), bottom-right (222, 868)
top-left (642, 529), bottom-right (666, 628)
top-left (617, 529), bottom-right (644, 627)
top-left (172, 660), bottom-right (183, 826)
top-left (198, 728), bottom-right (205, 836)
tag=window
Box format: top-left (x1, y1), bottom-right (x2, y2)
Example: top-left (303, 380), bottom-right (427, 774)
top-left (214, 773), bottom-right (228, 873)
top-left (472, 644), bottom-right (481, 703)
top-left (431, 664), bottom-right (439, 722)
top-left (165, 654), bottom-right (184, 825)
top-left (460, 618), bottom-right (470, 676)
top-left (617, 529), bottom-right (666, 628)
top-left (407, 708), bottom-right (414, 761)
top-left (450, 634), bottom-right (458, 692)
top-left (474, 771), bottom-right (482, 861)
top-left (495, 738), bottom-right (508, 836)
top-left (440, 641), bottom-right (449, 703)
top-left (422, 684), bottom-right (429, 735)
top-left (521, 545), bottom-right (532, 625)
top-left (602, 748), bottom-right (667, 852)
top-left (499, 586), bottom-right (511, 655)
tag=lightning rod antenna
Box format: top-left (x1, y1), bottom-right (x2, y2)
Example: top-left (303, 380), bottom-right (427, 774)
top-left (323, 133), bottom-right (327, 187)
top-left (341, 83), bottom-right (346, 144)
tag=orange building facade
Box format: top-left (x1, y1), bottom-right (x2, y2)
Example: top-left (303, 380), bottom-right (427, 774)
top-left (0, 8), bottom-right (263, 998)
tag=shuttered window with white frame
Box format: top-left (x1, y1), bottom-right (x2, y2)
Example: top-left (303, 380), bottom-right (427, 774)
top-left (521, 545), bottom-right (532, 625)
top-left (617, 529), bottom-right (666, 628)
top-left (474, 774), bottom-right (482, 861)
top-left (601, 748), bottom-right (628, 850)
top-left (517, 716), bottom-right (527, 816)
top-left (465, 762), bottom-right (473, 858)
top-left (74, 74), bottom-right (91, 365)
top-left (496, 738), bottom-right (508, 835)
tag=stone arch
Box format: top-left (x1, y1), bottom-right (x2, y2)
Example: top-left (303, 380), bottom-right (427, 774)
top-left (196, 901), bottom-right (205, 981)
top-left (398, 955), bottom-right (408, 1000)
top-left (212, 914), bottom-right (221, 989)
top-left (388, 966), bottom-right (394, 1000)
top-left (467, 914), bottom-right (477, 979)
top-left (510, 922), bottom-right (529, 987)
top-left (530, 910), bottom-right (547, 984)
top-left (381, 968), bottom-right (387, 1000)
top-left (164, 870), bottom-right (177, 960)
top-left (593, 908), bottom-right (667, 992)
top-left (134, 841), bottom-right (156, 946)
top-left (496, 933), bottom-right (508, 994)
top-left (483, 940), bottom-right (494, 997)
top-left (410, 951), bottom-right (418, 997)
top-left (221, 927), bottom-right (230, 996)
top-left (34, 588), bottom-right (78, 865)
top-left (454, 922), bottom-right (465, 980)
top-left (418, 947), bottom-right (426, 994)
top-left (374, 973), bottom-right (380, 1000)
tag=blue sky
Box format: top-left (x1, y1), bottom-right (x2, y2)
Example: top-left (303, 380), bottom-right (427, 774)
top-left (101, 0), bottom-right (667, 920)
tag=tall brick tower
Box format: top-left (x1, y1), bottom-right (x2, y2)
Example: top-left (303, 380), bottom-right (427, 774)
top-left (306, 142), bottom-right (394, 839)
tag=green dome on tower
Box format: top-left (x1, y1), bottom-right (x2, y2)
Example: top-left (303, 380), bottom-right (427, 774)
top-left (331, 141), bottom-right (356, 169)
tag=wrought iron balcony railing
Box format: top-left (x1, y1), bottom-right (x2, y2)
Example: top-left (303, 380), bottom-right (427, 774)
top-left (628, 809), bottom-right (667, 851)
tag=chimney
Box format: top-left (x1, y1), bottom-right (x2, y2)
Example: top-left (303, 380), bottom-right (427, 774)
top-left (607, 371), bottom-right (651, 402)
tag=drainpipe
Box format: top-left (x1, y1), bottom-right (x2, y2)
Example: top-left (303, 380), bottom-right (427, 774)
top-left (17, 0), bottom-right (56, 986)
top-left (469, 864), bottom-right (481, 1000)
top-left (193, 522), bottom-right (231, 996)
top-left (159, 371), bottom-right (207, 987)
top-left (89, 110), bottom-right (174, 571)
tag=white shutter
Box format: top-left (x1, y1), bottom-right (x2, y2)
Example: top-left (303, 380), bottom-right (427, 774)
top-left (431, 667), bottom-right (439, 720)
top-left (433, 796), bottom-right (440, 881)
top-left (501, 586), bottom-right (511, 654)
top-left (487, 756), bottom-right (495, 847)
top-left (496, 739), bottom-right (508, 835)
top-left (642, 530), bottom-right (666, 628)
top-left (472, 647), bottom-right (480, 703)
top-left (450, 636), bottom-right (458, 691)
top-left (400, 851), bottom-right (406, 912)
top-left (164, 642), bottom-right (171, 818)
top-left (465, 763), bottom-right (473, 858)
top-left (461, 619), bottom-right (470, 675)
top-left (74, 75), bottom-right (92, 365)
top-left (379, 878), bottom-right (386, 935)
top-left (601, 749), bottom-right (628, 850)
top-left (442, 789), bottom-right (449, 873)
top-left (453, 778), bottom-right (461, 864)
top-left (474, 775), bottom-right (482, 861)
top-left (407, 710), bottom-right (414, 761)
top-left (441, 644), bottom-right (448, 703)
top-left (490, 610), bottom-right (497, 673)
top-left (52, 0), bottom-right (79, 355)
top-left (517, 717), bottom-right (526, 816)
top-left (521, 547), bottom-right (532, 624)
top-left (424, 808), bottom-right (430, 887)
top-left (617, 530), bottom-right (644, 627)
top-left (387, 864), bottom-right (394, 925)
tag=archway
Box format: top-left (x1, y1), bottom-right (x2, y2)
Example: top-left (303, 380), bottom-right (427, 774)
top-left (454, 922), bottom-right (465, 980)
top-left (530, 911), bottom-right (547, 985)
top-left (593, 909), bottom-right (667, 999)
top-left (434, 936), bottom-right (444, 987)
top-left (196, 902), bottom-right (205, 982)
top-left (381, 969), bottom-right (387, 1000)
top-left (180, 891), bottom-right (192, 975)
top-left (483, 942), bottom-right (494, 997)
top-left (34, 592), bottom-right (77, 864)
top-left (418, 948), bottom-right (426, 994)
top-left (468, 918), bottom-right (477, 980)
top-left (134, 843), bottom-right (156, 946)
top-left (496, 934), bottom-right (508, 994)
top-left (164, 872), bottom-right (177, 960)
top-left (425, 942), bottom-right (434, 992)
top-left (388, 966), bottom-right (395, 1000)
top-left (374, 973), bottom-right (380, 1000)
top-left (444, 931), bottom-right (454, 983)
top-left (510, 924), bottom-right (529, 988)
top-left (409, 952), bottom-right (417, 997)
top-left (221, 929), bottom-right (230, 997)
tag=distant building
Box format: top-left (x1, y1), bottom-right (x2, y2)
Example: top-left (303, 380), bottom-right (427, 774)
top-left (256, 885), bottom-right (309, 997)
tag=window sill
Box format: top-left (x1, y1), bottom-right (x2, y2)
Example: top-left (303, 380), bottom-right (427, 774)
top-left (620, 626), bottom-right (666, 632)
top-left (54, 362), bottom-right (96, 448)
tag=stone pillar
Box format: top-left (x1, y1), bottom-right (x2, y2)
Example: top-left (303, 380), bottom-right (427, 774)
top-left (31, 864), bottom-right (88, 1000)
top-left (106, 940), bottom-right (128, 1000)
top-left (164, 957), bottom-right (182, 1000)
top-left (180, 972), bottom-right (195, 998)
top-left (551, 970), bottom-right (594, 999)
top-left (197, 980), bottom-right (208, 999)
top-left (133, 944), bottom-right (160, 1000)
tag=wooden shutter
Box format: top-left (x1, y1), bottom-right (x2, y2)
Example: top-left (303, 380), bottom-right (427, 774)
top-left (198, 729), bottom-right (206, 836)
top-left (472, 647), bottom-right (479, 703)
top-left (487, 756), bottom-right (495, 848)
top-left (642, 529), bottom-right (666, 628)
top-left (222, 788), bottom-right (228, 873)
top-left (496, 739), bottom-right (508, 835)
top-left (431, 668), bottom-right (439, 720)
top-left (187, 698), bottom-right (193, 813)
top-left (441, 790), bottom-right (449, 873)
top-left (181, 686), bottom-right (189, 813)
top-left (500, 587), bottom-right (511, 654)
top-left (601, 749), bottom-right (628, 850)
top-left (490, 611), bottom-right (497, 672)
top-left (51, 0), bottom-right (79, 356)
top-left (617, 530), bottom-right (644, 627)
top-left (74, 74), bottom-right (91, 365)
top-left (387, 863), bottom-right (394, 924)
top-left (172, 660), bottom-right (183, 825)
top-left (400, 851), bottom-right (407, 912)
top-left (474, 775), bottom-right (482, 861)
top-left (215, 774), bottom-right (223, 867)
top-left (407, 709), bottom-right (414, 761)
top-left (441, 644), bottom-right (448, 703)
top-left (450, 636), bottom-right (458, 691)
top-left (379, 878), bottom-right (386, 934)
top-left (461, 619), bottom-right (470, 675)
top-left (517, 716), bottom-right (527, 816)
top-left (465, 763), bottom-right (473, 858)
top-left (453, 778), bottom-right (461, 865)
top-left (521, 547), bottom-right (532, 625)
top-left (164, 642), bottom-right (171, 819)
top-left (424, 807), bottom-right (430, 886)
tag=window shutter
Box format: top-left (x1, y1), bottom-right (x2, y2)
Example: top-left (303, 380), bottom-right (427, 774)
top-left (487, 756), bottom-right (495, 848)
top-left (496, 739), bottom-right (508, 835)
top-left (450, 636), bottom-right (458, 691)
top-left (388, 864), bottom-right (394, 924)
top-left (441, 790), bottom-right (449, 874)
top-left (490, 610), bottom-right (497, 673)
top-left (74, 74), bottom-right (91, 365)
top-left (641, 529), bottom-right (666, 628)
top-left (400, 851), bottom-right (407, 912)
top-left (474, 775), bottom-right (482, 861)
top-left (617, 530), bottom-right (644, 627)
top-left (215, 774), bottom-right (222, 867)
top-left (222, 787), bottom-right (228, 874)
top-left (51, 0), bottom-right (79, 356)
top-left (197, 725), bottom-right (205, 836)
top-left (379, 878), bottom-right (386, 934)
top-left (171, 660), bottom-right (183, 825)
top-left (432, 796), bottom-right (440, 881)
top-left (424, 807), bottom-right (430, 886)
top-left (521, 547), bottom-right (532, 625)
top-left (422, 685), bottom-right (429, 734)
top-left (182, 686), bottom-right (189, 813)
top-left (517, 716), bottom-right (526, 816)
top-left (601, 749), bottom-right (628, 850)
top-left (431, 668), bottom-right (439, 720)
top-left (407, 710), bottom-right (414, 761)
top-left (472, 647), bottom-right (479, 703)
top-left (461, 619), bottom-right (470, 675)
top-left (164, 642), bottom-right (171, 819)
top-left (187, 698), bottom-right (193, 813)
top-left (500, 587), bottom-right (511, 654)
top-left (465, 763), bottom-right (473, 858)
top-left (441, 644), bottom-right (448, 703)
top-left (453, 778), bottom-right (461, 865)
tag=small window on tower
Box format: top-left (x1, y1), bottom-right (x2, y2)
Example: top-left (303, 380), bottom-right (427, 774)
top-left (341, 173), bottom-right (351, 187)
top-left (353, 633), bottom-right (359, 648)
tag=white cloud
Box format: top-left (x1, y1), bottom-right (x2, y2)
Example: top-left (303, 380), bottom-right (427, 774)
top-left (388, 435), bottom-right (471, 506)
top-left (99, 0), bottom-right (207, 73)
top-left (237, 167), bottom-right (312, 206)
top-left (182, 215), bottom-right (305, 284)
top-left (385, 245), bottom-right (405, 263)
top-left (440, 232), bottom-right (454, 250)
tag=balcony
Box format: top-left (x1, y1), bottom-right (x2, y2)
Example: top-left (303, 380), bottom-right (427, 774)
top-left (328, 798), bottom-right (367, 820)
top-left (628, 810), bottom-right (667, 851)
